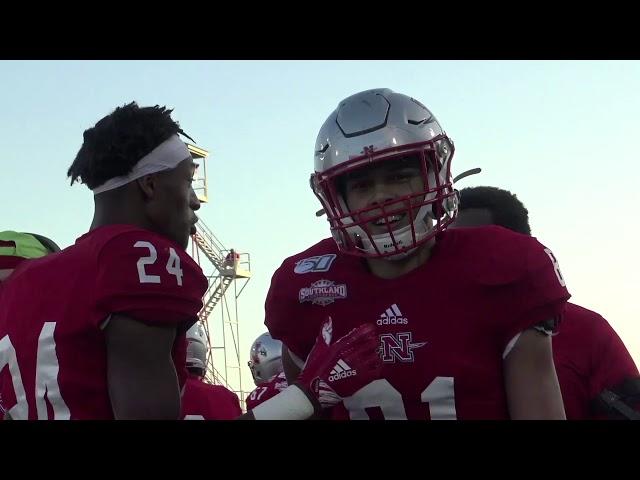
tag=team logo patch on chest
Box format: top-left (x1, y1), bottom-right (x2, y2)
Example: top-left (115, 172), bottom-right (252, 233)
top-left (298, 279), bottom-right (347, 306)
top-left (379, 332), bottom-right (427, 363)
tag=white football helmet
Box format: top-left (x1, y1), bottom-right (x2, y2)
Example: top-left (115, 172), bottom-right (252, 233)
top-left (310, 88), bottom-right (458, 259)
top-left (186, 322), bottom-right (208, 374)
top-left (248, 332), bottom-right (283, 386)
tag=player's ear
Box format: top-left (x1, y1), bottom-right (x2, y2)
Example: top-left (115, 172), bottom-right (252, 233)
top-left (137, 174), bottom-right (157, 200)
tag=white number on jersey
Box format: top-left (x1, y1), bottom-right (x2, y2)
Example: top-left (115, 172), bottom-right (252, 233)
top-left (544, 247), bottom-right (566, 287)
top-left (135, 241), bottom-right (184, 286)
top-left (0, 322), bottom-right (69, 419)
top-left (343, 377), bottom-right (457, 420)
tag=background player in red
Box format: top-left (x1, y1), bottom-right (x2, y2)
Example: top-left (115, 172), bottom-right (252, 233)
top-left (0, 102), bottom-right (208, 419)
top-left (266, 88), bottom-right (569, 420)
top-left (453, 185), bottom-right (640, 419)
top-left (246, 332), bottom-right (288, 410)
top-left (181, 323), bottom-right (242, 419)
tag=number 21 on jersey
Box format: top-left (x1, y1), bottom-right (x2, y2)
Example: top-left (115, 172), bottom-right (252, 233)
top-left (343, 377), bottom-right (457, 420)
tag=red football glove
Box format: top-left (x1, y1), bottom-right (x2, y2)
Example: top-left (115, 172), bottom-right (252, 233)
top-left (295, 317), bottom-right (382, 410)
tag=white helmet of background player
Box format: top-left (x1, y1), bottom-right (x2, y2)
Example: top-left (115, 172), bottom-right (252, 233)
top-left (248, 332), bottom-right (283, 386)
top-left (186, 322), bottom-right (208, 376)
top-left (310, 88), bottom-right (457, 260)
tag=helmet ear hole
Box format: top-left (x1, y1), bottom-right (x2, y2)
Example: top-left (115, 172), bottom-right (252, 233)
top-left (430, 190), bottom-right (459, 220)
top-left (437, 139), bottom-right (451, 157)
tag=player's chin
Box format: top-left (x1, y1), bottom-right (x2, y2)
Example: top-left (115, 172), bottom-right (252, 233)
top-left (177, 230), bottom-right (191, 250)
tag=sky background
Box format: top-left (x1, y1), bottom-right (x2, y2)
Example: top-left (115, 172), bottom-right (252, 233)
top-left (2, 60), bottom-right (638, 395)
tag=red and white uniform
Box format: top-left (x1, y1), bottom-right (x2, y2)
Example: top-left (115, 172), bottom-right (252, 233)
top-left (245, 371), bottom-right (288, 411)
top-left (181, 374), bottom-right (242, 420)
top-left (0, 225), bottom-right (207, 419)
top-left (266, 226), bottom-right (570, 420)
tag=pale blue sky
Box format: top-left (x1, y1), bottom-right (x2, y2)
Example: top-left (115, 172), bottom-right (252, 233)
top-left (2, 60), bottom-right (638, 393)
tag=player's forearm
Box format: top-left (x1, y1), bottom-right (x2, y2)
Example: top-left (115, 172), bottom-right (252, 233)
top-left (505, 328), bottom-right (566, 419)
top-left (109, 358), bottom-right (181, 420)
top-left (508, 375), bottom-right (566, 419)
top-left (111, 377), bottom-right (181, 419)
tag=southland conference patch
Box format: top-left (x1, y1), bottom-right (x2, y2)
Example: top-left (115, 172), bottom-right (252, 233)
top-left (298, 279), bottom-right (347, 306)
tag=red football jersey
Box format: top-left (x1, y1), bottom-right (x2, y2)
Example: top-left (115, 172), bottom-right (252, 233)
top-left (554, 303), bottom-right (639, 419)
top-left (245, 371), bottom-right (288, 411)
top-left (265, 226), bottom-right (570, 420)
top-left (181, 375), bottom-right (242, 420)
top-left (0, 225), bottom-right (207, 420)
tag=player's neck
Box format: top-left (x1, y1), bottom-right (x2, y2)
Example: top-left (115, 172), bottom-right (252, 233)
top-left (364, 241), bottom-right (433, 279)
top-left (90, 194), bottom-right (153, 233)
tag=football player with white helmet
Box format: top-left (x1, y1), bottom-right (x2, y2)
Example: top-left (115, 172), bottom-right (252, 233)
top-left (266, 88), bottom-right (569, 419)
top-left (181, 322), bottom-right (242, 420)
top-left (246, 333), bottom-right (288, 410)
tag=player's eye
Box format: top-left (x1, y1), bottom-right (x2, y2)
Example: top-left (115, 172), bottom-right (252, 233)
top-left (348, 178), bottom-right (372, 191)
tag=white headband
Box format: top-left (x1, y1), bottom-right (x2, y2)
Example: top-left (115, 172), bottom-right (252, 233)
top-left (92, 135), bottom-right (191, 195)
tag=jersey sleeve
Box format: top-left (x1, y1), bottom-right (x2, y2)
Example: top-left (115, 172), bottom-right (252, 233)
top-left (497, 235), bottom-right (571, 349)
top-left (94, 230), bottom-right (208, 329)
